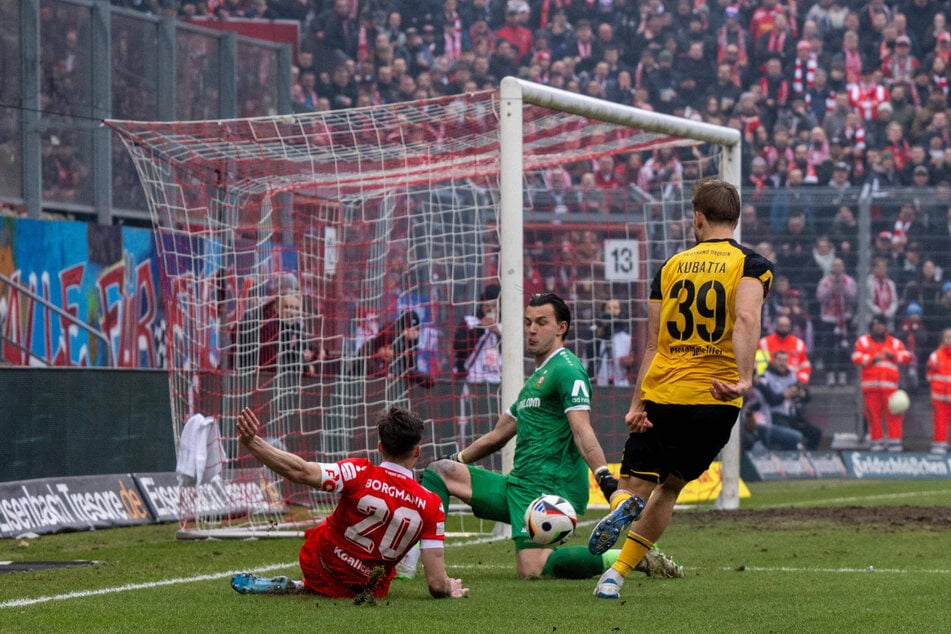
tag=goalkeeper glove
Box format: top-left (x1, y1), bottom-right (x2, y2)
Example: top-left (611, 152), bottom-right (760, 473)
top-left (438, 450), bottom-right (466, 463)
top-left (594, 466), bottom-right (618, 500)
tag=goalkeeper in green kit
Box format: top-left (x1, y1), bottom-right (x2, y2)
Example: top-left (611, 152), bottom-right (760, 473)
top-left (422, 293), bottom-right (681, 579)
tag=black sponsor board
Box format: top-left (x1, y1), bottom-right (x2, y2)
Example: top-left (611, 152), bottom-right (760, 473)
top-left (0, 474), bottom-right (152, 538)
top-left (742, 451), bottom-right (848, 482)
top-left (841, 452), bottom-right (951, 479)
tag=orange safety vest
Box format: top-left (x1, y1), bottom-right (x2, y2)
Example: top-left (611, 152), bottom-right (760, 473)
top-left (851, 334), bottom-right (910, 390)
top-left (759, 333), bottom-right (812, 384)
top-left (926, 345), bottom-right (951, 401)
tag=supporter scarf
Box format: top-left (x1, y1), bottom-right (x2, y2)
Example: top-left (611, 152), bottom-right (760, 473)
top-left (935, 74), bottom-right (949, 95)
top-left (826, 89), bottom-right (837, 114)
top-left (357, 25), bottom-right (369, 62)
top-left (748, 173), bottom-right (769, 190)
top-left (806, 142), bottom-right (828, 168)
top-left (885, 55), bottom-right (916, 84)
top-left (873, 277), bottom-right (894, 315)
top-left (844, 49), bottom-right (862, 86)
top-left (760, 75), bottom-right (789, 105)
top-left (793, 55), bottom-right (817, 94)
top-left (767, 29), bottom-right (786, 56)
top-left (717, 26), bottom-right (747, 65)
top-left (843, 124), bottom-right (866, 152)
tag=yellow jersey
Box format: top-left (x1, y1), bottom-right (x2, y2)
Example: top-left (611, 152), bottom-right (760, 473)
top-left (642, 238), bottom-right (773, 407)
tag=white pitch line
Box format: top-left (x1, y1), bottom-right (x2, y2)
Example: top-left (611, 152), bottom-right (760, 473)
top-left (0, 562), bottom-right (297, 609)
top-left (0, 534), bottom-right (508, 609)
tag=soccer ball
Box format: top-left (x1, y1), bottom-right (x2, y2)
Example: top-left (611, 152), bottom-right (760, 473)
top-left (524, 494), bottom-right (577, 546)
top-left (888, 389), bottom-right (911, 415)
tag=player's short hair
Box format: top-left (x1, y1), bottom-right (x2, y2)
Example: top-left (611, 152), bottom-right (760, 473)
top-left (692, 178), bottom-right (740, 224)
top-left (377, 406), bottom-right (424, 459)
top-left (528, 292), bottom-right (571, 332)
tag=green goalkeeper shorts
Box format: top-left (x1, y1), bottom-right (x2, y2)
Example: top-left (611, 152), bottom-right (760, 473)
top-left (467, 466), bottom-right (545, 551)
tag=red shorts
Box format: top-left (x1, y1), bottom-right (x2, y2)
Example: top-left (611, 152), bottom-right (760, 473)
top-left (298, 525), bottom-right (393, 598)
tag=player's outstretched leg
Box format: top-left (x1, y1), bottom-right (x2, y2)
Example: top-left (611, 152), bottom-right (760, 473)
top-left (588, 495), bottom-right (645, 555)
top-left (231, 572), bottom-right (297, 594)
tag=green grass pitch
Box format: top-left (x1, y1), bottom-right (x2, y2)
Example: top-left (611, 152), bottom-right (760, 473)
top-left (2, 479), bottom-right (950, 633)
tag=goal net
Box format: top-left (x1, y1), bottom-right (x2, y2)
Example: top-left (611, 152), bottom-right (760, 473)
top-left (106, 78), bottom-right (740, 538)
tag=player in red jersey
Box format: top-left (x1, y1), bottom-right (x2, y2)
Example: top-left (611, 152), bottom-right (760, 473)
top-left (230, 406), bottom-right (468, 600)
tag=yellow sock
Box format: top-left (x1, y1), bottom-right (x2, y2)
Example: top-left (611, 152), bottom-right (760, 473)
top-left (609, 490), bottom-right (632, 511)
top-left (612, 532), bottom-right (653, 577)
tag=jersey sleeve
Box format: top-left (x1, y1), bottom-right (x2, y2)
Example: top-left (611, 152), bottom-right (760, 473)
top-left (314, 457), bottom-right (370, 494)
top-left (742, 250), bottom-right (774, 298)
top-left (558, 354), bottom-right (592, 411)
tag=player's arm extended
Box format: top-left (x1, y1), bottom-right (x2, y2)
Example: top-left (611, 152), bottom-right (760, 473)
top-left (455, 411), bottom-right (517, 463)
top-left (236, 407), bottom-right (323, 488)
top-left (420, 546), bottom-right (468, 598)
top-left (567, 409), bottom-right (610, 473)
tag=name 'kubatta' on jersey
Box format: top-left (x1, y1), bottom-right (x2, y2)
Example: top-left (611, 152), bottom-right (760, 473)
top-left (643, 238), bottom-right (773, 407)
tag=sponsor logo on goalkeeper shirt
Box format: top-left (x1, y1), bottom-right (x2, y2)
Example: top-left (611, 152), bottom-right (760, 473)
top-left (517, 397), bottom-right (541, 411)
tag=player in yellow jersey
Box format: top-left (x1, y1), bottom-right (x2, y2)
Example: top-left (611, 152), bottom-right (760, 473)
top-left (589, 178), bottom-right (774, 599)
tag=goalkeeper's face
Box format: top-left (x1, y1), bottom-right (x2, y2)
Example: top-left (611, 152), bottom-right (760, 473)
top-left (524, 303), bottom-right (566, 360)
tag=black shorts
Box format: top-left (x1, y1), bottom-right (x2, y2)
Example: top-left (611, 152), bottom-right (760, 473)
top-left (619, 402), bottom-right (740, 484)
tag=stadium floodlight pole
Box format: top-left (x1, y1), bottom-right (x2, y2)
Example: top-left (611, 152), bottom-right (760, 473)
top-left (499, 77), bottom-right (743, 510)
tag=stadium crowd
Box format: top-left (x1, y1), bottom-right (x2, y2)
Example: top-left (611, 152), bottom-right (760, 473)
top-left (33, 0), bottom-right (951, 396)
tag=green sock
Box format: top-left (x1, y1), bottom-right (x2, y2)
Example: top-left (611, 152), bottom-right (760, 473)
top-left (602, 549), bottom-right (621, 569)
top-left (542, 546), bottom-right (608, 579)
top-left (421, 468), bottom-right (451, 515)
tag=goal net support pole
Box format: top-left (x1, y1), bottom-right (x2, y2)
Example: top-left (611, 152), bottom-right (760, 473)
top-left (499, 77), bottom-right (743, 510)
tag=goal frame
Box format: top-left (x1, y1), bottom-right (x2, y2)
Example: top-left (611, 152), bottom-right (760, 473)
top-left (498, 77), bottom-right (744, 510)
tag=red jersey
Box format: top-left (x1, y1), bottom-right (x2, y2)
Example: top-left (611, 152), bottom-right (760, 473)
top-left (848, 82), bottom-right (890, 121)
top-left (851, 334), bottom-right (911, 391)
top-left (298, 458), bottom-right (445, 598)
top-left (927, 344), bottom-right (951, 401)
top-left (758, 333), bottom-right (812, 385)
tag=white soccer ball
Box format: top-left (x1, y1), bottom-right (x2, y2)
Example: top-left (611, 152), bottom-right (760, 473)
top-left (888, 389), bottom-right (911, 415)
top-left (524, 494), bottom-right (577, 546)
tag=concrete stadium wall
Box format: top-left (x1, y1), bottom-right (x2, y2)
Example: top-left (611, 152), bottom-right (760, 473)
top-left (0, 369), bottom-right (175, 482)
top-left (0, 370), bottom-right (936, 483)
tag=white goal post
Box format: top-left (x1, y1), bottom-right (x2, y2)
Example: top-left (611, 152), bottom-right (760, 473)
top-left (498, 78), bottom-right (743, 510)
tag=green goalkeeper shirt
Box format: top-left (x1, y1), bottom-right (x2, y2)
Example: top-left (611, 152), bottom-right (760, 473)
top-left (505, 346), bottom-right (592, 514)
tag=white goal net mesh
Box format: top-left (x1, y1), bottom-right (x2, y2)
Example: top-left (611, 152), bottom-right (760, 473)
top-left (107, 86), bottom-right (727, 536)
